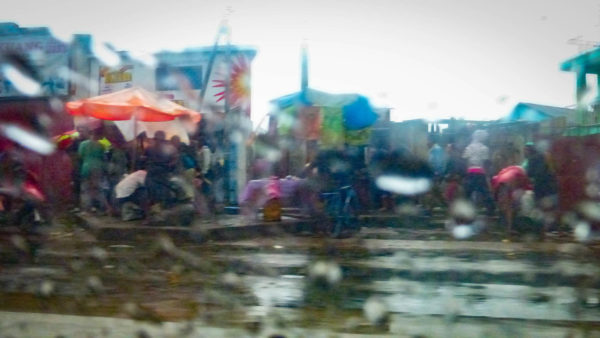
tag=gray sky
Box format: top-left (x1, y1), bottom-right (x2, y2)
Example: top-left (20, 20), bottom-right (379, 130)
top-left (2, 0), bottom-right (599, 124)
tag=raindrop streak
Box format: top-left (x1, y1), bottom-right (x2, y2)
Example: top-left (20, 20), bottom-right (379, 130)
top-left (91, 41), bottom-right (121, 67)
top-left (0, 124), bottom-right (55, 155)
top-left (1, 64), bottom-right (41, 96)
top-left (128, 50), bottom-right (158, 67)
top-left (375, 175), bottom-right (431, 196)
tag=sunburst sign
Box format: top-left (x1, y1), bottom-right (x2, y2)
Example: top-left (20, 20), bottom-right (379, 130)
top-left (212, 55), bottom-right (251, 115)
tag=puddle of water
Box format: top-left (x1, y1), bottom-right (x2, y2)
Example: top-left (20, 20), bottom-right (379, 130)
top-left (244, 275), bottom-right (304, 308)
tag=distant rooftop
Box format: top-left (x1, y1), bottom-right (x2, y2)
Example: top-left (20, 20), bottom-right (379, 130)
top-left (155, 45), bottom-right (257, 59)
top-left (0, 22), bottom-right (51, 36)
top-left (504, 102), bottom-right (577, 124)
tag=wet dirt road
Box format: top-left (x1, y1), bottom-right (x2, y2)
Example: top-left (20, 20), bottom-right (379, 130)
top-left (1, 219), bottom-right (600, 337)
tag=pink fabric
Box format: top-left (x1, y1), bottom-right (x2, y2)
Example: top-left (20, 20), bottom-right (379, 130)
top-left (266, 176), bottom-right (281, 199)
top-left (467, 167), bottom-right (485, 174)
top-left (240, 178), bottom-right (305, 208)
top-left (491, 166), bottom-right (533, 191)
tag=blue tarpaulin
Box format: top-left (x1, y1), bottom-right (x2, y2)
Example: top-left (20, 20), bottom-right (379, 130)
top-left (342, 95), bottom-right (378, 130)
top-left (271, 89), bottom-right (378, 130)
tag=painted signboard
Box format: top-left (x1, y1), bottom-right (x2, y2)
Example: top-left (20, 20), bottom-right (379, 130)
top-left (99, 65), bottom-right (134, 94)
top-left (0, 34), bottom-right (69, 97)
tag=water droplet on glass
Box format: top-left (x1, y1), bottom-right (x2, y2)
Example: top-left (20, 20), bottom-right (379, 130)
top-left (308, 261), bottom-right (342, 285)
top-left (375, 175), bottom-right (431, 195)
top-left (49, 27), bottom-right (73, 44)
top-left (229, 131), bottom-right (243, 143)
top-left (1, 64), bottom-right (41, 96)
top-left (452, 224), bottom-right (475, 239)
top-left (574, 222), bottom-right (591, 242)
top-left (28, 49), bottom-right (46, 67)
top-left (450, 199), bottom-right (476, 221)
top-left (39, 280), bottom-right (55, 297)
top-left (91, 40), bottom-right (121, 67)
top-left (586, 168), bottom-right (600, 183)
top-left (395, 203), bottom-right (420, 216)
top-left (158, 235), bottom-right (176, 253)
top-left (363, 296), bottom-right (389, 326)
top-left (578, 201), bottom-right (600, 221)
top-left (10, 235), bottom-right (29, 252)
top-left (90, 247), bottom-right (108, 261)
top-left (586, 296), bottom-right (600, 307)
top-left (37, 113), bottom-right (52, 129)
top-left (222, 272), bottom-right (243, 289)
top-left (561, 212), bottom-right (578, 227)
top-left (123, 302), bottom-right (139, 316)
top-left (70, 260), bottom-right (84, 271)
top-left (128, 50), bottom-right (158, 67)
top-left (49, 97), bottom-right (64, 112)
top-left (264, 147), bottom-right (282, 162)
top-left (87, 276), bottom-right (104, 293)
top-left (136, 329), bottom-right (151, 338)
top-left (586, 184), bottom-right (600, 198)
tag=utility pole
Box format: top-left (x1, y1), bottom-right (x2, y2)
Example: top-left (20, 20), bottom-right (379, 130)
top-left (198, 7), bottom-right (244, 207)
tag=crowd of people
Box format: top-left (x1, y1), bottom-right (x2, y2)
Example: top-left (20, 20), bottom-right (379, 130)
top-left (0, 123), bottom-right (223, 225)
top-left (76, 126), bottom-right (219, 223)
top-left (426, 129), bottom-right (559, 234)
top-left (1, 122), bottom-right (560, 235)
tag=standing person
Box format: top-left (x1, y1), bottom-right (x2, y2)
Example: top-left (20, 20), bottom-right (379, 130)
top-left (491, 165), bottom-right (533, 235)
top-left (211, 149), bottom-right (226, 212)
top-left (425, 136), bottom-right (447, 211)
top-left (368, 141), bottom-right (392, 211)
top-left (524, 143), bottom-right (558, 211)
top-left (443, 143), bottom-right (466, 203)
top-left (78, 128), bottom-right (111, 214)
top-left (105, 125), bottom-right (129, 215)
top-left (462, 129), bottom-right (495, 215)
top-left (171, 136), bottom-right (197, 175)
top-left (70, 126), bottom-right (90, 211)
top-left (428, 137), bottom-right (447, 178)
top-left (193, 141), bottom-right (213, 215)
top-left (491, 147), bottom-right (532, 234)
top-left (144, 131), bottom-right (178, 209)
top-left (491, 141), bottom-right (519, 179)
top-left (42, 138), bottom-right (74, 214)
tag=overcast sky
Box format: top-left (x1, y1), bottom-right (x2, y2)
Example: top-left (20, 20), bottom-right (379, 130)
top-left (3, 0), bottom-right (599, 125)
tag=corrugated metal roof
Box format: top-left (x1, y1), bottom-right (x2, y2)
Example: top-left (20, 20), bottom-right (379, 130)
top-left (504, 102), bottom-right (577, 124)
top-left (561, 47), bottom-right (600, 74)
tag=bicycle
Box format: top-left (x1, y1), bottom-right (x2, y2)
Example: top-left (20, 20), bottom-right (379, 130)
top-left (319, 185), bottom-right (361, 238)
